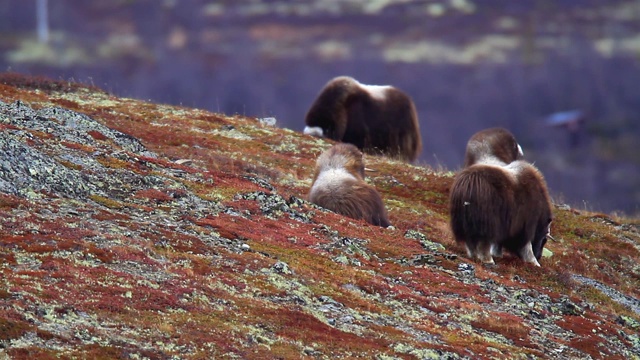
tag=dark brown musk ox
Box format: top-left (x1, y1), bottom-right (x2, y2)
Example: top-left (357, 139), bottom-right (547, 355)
top-left (308, 143), bottom-right (390, 227)
top-left (303, 76), bottom-right (422, 162)
top-left (449, 128), bottom-right (553, 266)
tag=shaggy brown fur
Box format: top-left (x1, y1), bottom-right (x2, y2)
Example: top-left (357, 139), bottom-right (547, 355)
top-left (463, 127), bottom-right (524, 167)
top-left (449, 161), bottom-right (553, 266)
top-left (451, 127), bottom-right (551, 266)
top-left (304, 76), bottom-right (422, 162)
top-left (308, 143), bottom-right (390, 227)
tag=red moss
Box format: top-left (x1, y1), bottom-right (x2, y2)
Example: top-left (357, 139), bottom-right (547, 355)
top-left (92, 209), bottom-right (131, 221)
top-left (108, 246), bottom-right (156, 265)
top-left (74, 344), bottom-right (127, 360)
top-left (0, 123), bottom-right (21, 131)
top-left (190, 256), bottom-right (214, 276)
top-left (169, 234), bottom-right (215, 255)
top-left (568, 336), bottom-right (625, 359)
top-left (87, 244), bottom-right (115, 263)
top-left (218, 275), bottom-right (247, 292)
top-left (556, 315), bottom-right (619, 338)
top-left (87, 130), bottom-right (109, 141)
top-left (38, 257), bottom-right (59, 271)
top-left (7, 348), bottom-right (59, 360)
top-left (0, 72), bottom-right (106, 94)
top-left (133, 188), bottom-right (174, 203)
top-left (0, 288), bottom-right (11, 299)
top-left (0, 317), bottom-right (32, 340)
top-left (51, 98), bottom-right (81, 110)
top-left (260, 307), bottom-right (390, 352)
top-left (61, 141), bottom-right (96, 152)
top-left (135, 290), bottom-right (184, 312)
top-left (355, 275), bottom-right (394, 296)
top-left (471, 313), bottom-right (535, 348)
top-left (0, 194), bottom-right (23, 209)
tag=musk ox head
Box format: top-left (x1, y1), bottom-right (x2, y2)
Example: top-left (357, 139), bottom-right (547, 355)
top-left (463, 127), bottom-right (524, 167)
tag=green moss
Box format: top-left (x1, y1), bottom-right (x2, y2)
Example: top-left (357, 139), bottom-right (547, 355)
top-left (89, 194), bottom-right (124, 209)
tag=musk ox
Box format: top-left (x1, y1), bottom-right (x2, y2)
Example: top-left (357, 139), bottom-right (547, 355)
top-left (450, 129), bottom-right (553, 266)
top-left (463, 127), bottom-right (524, 167)
top-left (308, 143), bottom-right (390, 227)
top-left (303, 76), bottom-right (422, 162)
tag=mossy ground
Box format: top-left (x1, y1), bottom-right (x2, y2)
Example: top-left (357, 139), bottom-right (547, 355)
top-left (0, 73), bottom-right (639, 359)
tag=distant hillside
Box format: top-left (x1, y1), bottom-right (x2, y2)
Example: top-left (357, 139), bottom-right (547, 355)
top-left (0, 74), bottom-right (639, 359)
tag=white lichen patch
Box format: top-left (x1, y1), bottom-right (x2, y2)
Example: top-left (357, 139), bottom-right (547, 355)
top-left (496, 16), bottom-right (519, 31)
top-left (391, 342), bottom-right (445, 359)
top-left (195, 127), bottom-right (253, 141)
top-left (13, 252), bottom-right (43, 270)
top-left (313, 40), bottom-right (351, 60)
top-left (383, 35), bottom-right (519, 64)
top-left (278, 174), bottom-right (313, 190)
top-left (450, 0), bottom-right (476, 14)
top-left (595, 34), bottom-right (640, 58)
top-left (269, 139), bottom-right (300, 154)
top-left (55, 92), bottom-right (129, 109)
top-left (426, 3), bottom-right (446, 17)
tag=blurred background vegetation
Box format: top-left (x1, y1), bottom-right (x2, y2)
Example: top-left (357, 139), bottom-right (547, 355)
top-left (1, 0), bottom-right (639, 217)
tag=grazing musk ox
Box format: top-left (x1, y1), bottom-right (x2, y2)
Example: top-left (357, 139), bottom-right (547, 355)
top-left (304, 76), bottom-right (422, 162)
top-left (308, 143), bottom-right (390, 227)
top-left (449, 128), bottom-right (553, 266)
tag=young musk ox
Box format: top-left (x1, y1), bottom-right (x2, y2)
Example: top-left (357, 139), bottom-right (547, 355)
top-left (450, 129), bottom-right (553, 266)
top-left (308, 143), bottom-right (390, 227)
top-left (303, 76), bottom-right (422, 162)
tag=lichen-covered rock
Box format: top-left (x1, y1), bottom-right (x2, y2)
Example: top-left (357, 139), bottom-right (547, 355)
top-left (0, 133), bottom-right (95, 198)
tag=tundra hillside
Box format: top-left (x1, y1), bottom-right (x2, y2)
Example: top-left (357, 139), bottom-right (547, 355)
top-left (0, 74), bottom-right (639, 359)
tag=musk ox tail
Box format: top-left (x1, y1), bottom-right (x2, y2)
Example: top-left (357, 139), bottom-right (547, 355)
top-left (394, 98), bottom-right (422, 162)
top-left (449, 165), bottom-right (515, 252)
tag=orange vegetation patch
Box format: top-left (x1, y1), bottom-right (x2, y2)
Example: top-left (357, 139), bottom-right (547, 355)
top-left (256, 307), bottom-right (391, 354)
top-left (133, 188), bottom-right (175, 202)
top-left (471, 312), bottom-right (537, 349)
top-left (0, 72), bottom-right (105, 94)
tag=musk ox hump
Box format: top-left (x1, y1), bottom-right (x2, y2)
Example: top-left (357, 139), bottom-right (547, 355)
top-left (464, 127), bottom-right (524, 167)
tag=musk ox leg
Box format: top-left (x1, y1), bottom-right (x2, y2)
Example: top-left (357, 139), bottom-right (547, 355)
top-left (520, 242), bottom-right (541, 267)
top-left (476, 241), bottom-right (495, 265)
top-left (465, 241), bottom-right (495, 265)
top-left (464, 243), bottom-right (475, 259)
top-left (491, 243), bottom-right (504, 258)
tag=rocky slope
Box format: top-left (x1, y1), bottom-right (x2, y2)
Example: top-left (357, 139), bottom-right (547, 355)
top-left (0, 73), bottom-right (639, 359)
